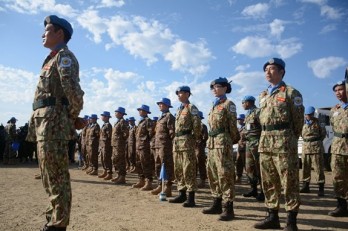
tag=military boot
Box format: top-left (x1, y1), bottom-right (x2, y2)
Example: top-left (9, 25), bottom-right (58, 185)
top-left (169, 190), bottom-right (187, 203)
top-left (85, 167), bottom-right (93, 174)
top-left (243, 183), bottom-right (258, 198)
top-left (88, 169), bottom-right (98, 175)
top-left (300, 182), bottom-right (310, 193)
top-left (98, 170), bottom-right (107, 178)
top-left (284, 211), bottom-right (298, 231)
top-left (164, 184), bottom-right (172, 197)
top-left (103, 173), bottom-right (113, 180)
top-left (202, 197), bottom-right (222, 214)
top-left (111, 175), bottom-right (120, 182)
top-left (114, 175), bottom-right (126, 184)
top-left (81, 165), bottom-right (88, 171)
top-left (42, 224), bottom-right (67, 231)
top-left (140, 179), bottom-right (153, 191)
top-left (132, 178), bottom-right (145, 188)
top-left (318, 183), bottom-right (325, 197)
top-left (328, 198), bottom-right (348, 217)
top-left (151, 185), bottom-right (162, 195)
top-left (219, 201), bottom-right (234, 221)
top-left (256, 191), bottom-right (265, 202)
top-left (254, 209), bottom-right (281, 229)
top-left (183, 191), bottom-right (196, 207)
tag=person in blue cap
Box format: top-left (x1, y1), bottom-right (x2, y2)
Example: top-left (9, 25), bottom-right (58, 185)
top-left (300, 106), bottom-right (326, 197)
top-left (132, 105), bottom-right (155, 190)
top-left (3, 117), bottom-right (18, 165)
top-left (86, 114), bottom-right (100, 176)
top-left (151, 98), bottom-right (175, 197)
top-left (80, 115), bottom-right (90, 171)
top-left (111, 107), bottom-right (129, 184)
top-left (240, 95), bottom-right (264, 202)
top-left (127, 117), bottom-right (137, 173)
top-left (98, 111), bottom-right (113, 180)
top-left (25, 15), bottom-right (85, 231)
top-left (202, 77), bottom-right (239, 221)
top-left (254, 58), bottom-right (304, 230)
top-left (150, 116), bottom-right (159, 184)
top-left (235, 114), bottom-right (246, 184)
top-left (195, 111), bottom-right (208, 188)
top-left (169, 86), bottom-right (201, 208)
top-left (328, 80), bottom-right (348, 217)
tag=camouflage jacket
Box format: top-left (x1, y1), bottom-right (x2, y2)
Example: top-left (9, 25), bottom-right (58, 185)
top-left (174, 103), bottom-right (201, 151)
top-left (128, 125), bottom-right (137, 146)
top-left (330, 104), bottom-right (348, 155)
top-left (238, 125), bottom-right (246, 152)
top-left (111, 118), bottom-right (129, 147)
top-left (80, 125), bottom-right (88, 146)
top-left (26, 45), bottom-right (84, 142)
top-left (258, 82), bottom-right (304, 153)
top-left (207, 99), bottom-right (239, 149)
top-left (302, 118), bottom-right (325, 154)
top-left (196, 123), bottom-right (208, 148)
top-left (136, 117), bottom-right (154, 150)
top-left (99, 121), bottom-right (112, 148)
top-left (5, 123), bottom-right (16, 142)
top-left (244, 106), bottom-right (262, 139)
top-left (155, 111), bottom-right (175, 148)
top-left (86, 122), bottom-right (100, 147)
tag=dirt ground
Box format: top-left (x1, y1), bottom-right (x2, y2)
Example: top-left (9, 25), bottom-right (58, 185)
top-left (0, 161), bottom-right (347, 231)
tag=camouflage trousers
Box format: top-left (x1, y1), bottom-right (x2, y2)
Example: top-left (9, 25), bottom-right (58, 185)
top-left (174, 149), bottom-right (197, 192)
top-left (128, 143), bottom-right (136, 168)
top-left (235, 150), bottom-right (245, 178)
top-left (81, 143), bottom-right (88, 166)
top-left (100, 146), bottom-right (112, 174)
top-left (260, 152), bottom-right (300, 211)
top-left (86, 143), bottom-right (98, 170)
top-left (3, 141), bottom-right (17, 161)
top-left (195, 144), bottom-right (207, 180)
top-left (136, 147), bottom-right (153, 180)
top-left (37, 140), bottom-right (71, 227)
top-left (245, 140), bottom-right (261, 185)
top-left (206, 147), bottom-right (235, 202)
top-left (112, 144), bottom-right (127, 176)
top-left (154, 145), bottom-right (174, 183)
top-left (301, 153), bottom-right (325, 184)
top-left (331, 154), bottom-right (348, 200)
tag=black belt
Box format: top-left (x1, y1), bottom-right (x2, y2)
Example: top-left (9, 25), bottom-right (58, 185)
top-left (175, 130), bottom-right (192, 137)
top-left (33, 97), bottom-right (69, 111)
top-left (208, 128), bottom-right (225, 137)
top-left (334, 132), bottom-right (348, 138)
top-left (303, 137), bottom-right (321, 142)
top-left (261, 123), bottom-right (290, 131)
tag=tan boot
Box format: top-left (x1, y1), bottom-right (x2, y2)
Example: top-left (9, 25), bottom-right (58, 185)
top-left (132, 178), bottom-right (145, 188)
top-left (151, 185), bottom-right (162, 195)
top-left (34, 173), bottom-right (41, 180)
top-left (164, 185), bottom-right (172, 197)
top-left (88, 169), bottom-right (98, 175)
top-left (81, 165), bottom-right (88, 170)
top-left (98, 170), bottom-right (107, 178)
top-left (86, 167), bottom-right (93, 174)
top-left (197, 179), bottom-right (206, 188)
top-left (114, 175), bottom-right (126, 184)
top-left (103, 173), bottom-right (113, 180)
top-left (140, 179), bottom-right (153, 191)
top-left (111, 175), bottom-right (120, 182)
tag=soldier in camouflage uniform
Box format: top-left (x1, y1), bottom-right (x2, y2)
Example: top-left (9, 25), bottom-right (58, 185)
top-left (236, 114), bottom-right (246, 183)
top-left (86, 114), bottom-right (100, 176)
top-left (80, 115), bottom-right (90, 170)
top-left (111, 107), bottom-right (129, 184)
top-left (254, 58), bottom-right (304, 231)
top-left (150, 116), bottom-right (158, 175)
top-left (151, 98), bottom-right (175, 197)
top-left (241, 95), bottom-right (264, 202)
top-left (328, 80), bottom-right (348, 217)
top-left (98, 111), bottom-right (113, 180)
top-left (26, 15), bottom-right (84, 231)
top-left (196, 111), bottom-right (208, 188)
top-left (201, 78), bottom-right (239, 221)
top-left (300, 106), bottom-right (326, 196)
top-left (169, 86), bottom-right (201, 207)
top-left (127, 117), bottom-right (137, 173)
top-left (4, 117), bottom-right (17, 165)
top-left (132, 105), bottom-right (154, 190)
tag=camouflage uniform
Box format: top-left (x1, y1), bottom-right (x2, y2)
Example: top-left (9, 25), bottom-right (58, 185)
top-left (80, 125), bottom-right (88, 168)
top-left (4, 122), bottom-right (17, 164)
top-left (111, 118), bottom-right (129, 177)
top-left (154, 112), bottom-right (175, 184)
top-left (195, 122), bottom-right (208, 181)
top-left (258, 81), bottom-right (304, 212)
top-left (236, 125), bottom-right (246, 180)
top-left (128, 124), bottom-right (137, 169)
top-left (301, 117), bottom-right (326, 184)
top-left (173, 103), bottom-right (201, 192)
top-left (26, 44), bottom-right (84, 227)
top-left (86, 121), bottom-right (100, 171)
top-left (100, 121), bottom-right (113, 174)
top-left (135, 117), bottom-right (154, 180)
top-left (207, 98), bottom-right (239, 202)
top-left (330, 104), bottom-right (348, 200)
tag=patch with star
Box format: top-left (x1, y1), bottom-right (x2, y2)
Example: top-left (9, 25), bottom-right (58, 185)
top-left (293, 96), bottom-right (303, 106)
top-left (60, 57), bottom-right (72, 68)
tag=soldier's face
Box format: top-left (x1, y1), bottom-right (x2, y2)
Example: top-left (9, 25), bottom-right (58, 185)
top-left (211, 84), bottom-right (226, 97)
top-left (158, 103), bottom-right (169, 112)
top-left (42, 24), bottom-right (62, 49)
top-left (177, 91), bottom-right (189, 103)
top-left (334, 85), bottom-right (347, 102)
top-left (138, 110), bottom-right (147, 117)
top-left (102, 115), bottom-right (109, 122)
top-left (264, 64), bottom-right (284, 85)
top-left (115, 112), bottom-right (123, 119)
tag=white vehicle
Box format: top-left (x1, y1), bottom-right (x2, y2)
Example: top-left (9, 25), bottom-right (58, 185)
top-left (298, 107), bottom-right (333, 171)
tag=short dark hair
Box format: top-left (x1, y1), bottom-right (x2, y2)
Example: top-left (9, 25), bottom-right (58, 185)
top-left (52, 23), bottom-right (71, 43)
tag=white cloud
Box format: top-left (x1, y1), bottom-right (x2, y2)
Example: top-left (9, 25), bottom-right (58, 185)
top-left (241, 3), bottom-right (269, 18)
top-left (270, 19), bottom-right (285, 39)
top-left (320, 24), bottom-right (336, 34)
top-left (276, 38), bottom-right (302, 59)
top-left (77, 9), bottom-right (108, 43)
top-left (307, 56), bottom-right (346, 79)
top-left (231, 36), bottom-right (274, 58)
top-left (97, 0), bottom-right (125, 8)
top-left (235, 64), bottom-right (250, 72)
top-left (300, 0), bottom-right (344, 20)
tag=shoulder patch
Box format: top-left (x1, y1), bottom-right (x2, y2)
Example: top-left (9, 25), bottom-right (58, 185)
top-left (60, 57), bottom-right (72, 68)
top-left (293, 96), bottom-right (303, 106)
top-left (229, 104), bottom-right (236, 113)
top-left (190, 105), bottom-right (199, 115)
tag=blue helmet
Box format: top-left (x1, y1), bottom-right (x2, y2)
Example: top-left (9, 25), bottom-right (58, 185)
top-left (237, 114), bottom-right (245, 120)
top-left (305, 106), bottom-right (315, 115)
top-left (263, 58), bottom-right (286, 71)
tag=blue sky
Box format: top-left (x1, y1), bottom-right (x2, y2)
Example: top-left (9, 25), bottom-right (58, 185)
top-left (0, 0), bottom-right (347, 127)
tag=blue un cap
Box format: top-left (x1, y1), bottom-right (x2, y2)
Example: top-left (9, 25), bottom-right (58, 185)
top-left (101, 111), bottom-right (112, 117)
top-left (242, 95), bottom-right (256, 102)
top-left (153, 117), bottom-right (159, 121)
top-left (263, 58), bottom-right (286, 71)
top-left (176, 86), bottom-right (191, 95)
top-left (137, 104), bottom-right (151, 114)
top-left (210, 77), bottom-right (232, 93)
top-left (198, 111), bottom-right (204, 119)
top-left (332, 80), bottom-right (345, 91)
top-left (237, 114), bottom-right (245, 120)
top-left (115, 107), bottom-right (127, 115)
top-left (44, 15), bottom-right (73, 38)
top-left (305, 106), bottom-right (315, 115)
top-left (83, 115), bottom-right (89, 120)
top-left (157, 97), bottom-right (173, 108)
top-left (90, 114), bottom-right (98, 119)
top-left (128, 117), bottom-right (136, 121)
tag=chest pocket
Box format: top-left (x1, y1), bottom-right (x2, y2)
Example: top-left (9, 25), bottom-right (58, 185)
top-left (39, 67), bottom-right (52, 93)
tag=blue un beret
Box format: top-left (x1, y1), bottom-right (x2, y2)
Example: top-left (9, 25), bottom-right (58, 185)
top-left (243, 95), bottom-right (256, 102)
top-left (332, 80), bottom-right (345, 91)
top-left (263, 58), bottom-right (286, 71)
top-left (176, 86), bottom-right (191, 95)
top-left (237, 114), bottom-right (245, 120)
top-left (305, 106), bottom-right (315, 115)
top-left (44, 15), bottom-right (73, 38)
top-left (210, 77), bottom-right (232, 93)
